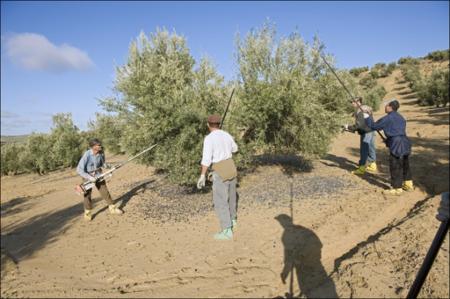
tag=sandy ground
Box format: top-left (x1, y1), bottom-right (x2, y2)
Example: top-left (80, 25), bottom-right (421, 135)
top-left (1, 67), bottom-right (449, 298)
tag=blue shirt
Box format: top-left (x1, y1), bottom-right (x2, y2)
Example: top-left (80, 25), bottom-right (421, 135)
top-left (77, 149), bottom-right (106, 179)
top-left (365, 111), bottom-right (411, 157)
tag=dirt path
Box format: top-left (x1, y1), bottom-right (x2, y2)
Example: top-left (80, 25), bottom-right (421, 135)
top-left (1, 67), bottom-right (449, 298)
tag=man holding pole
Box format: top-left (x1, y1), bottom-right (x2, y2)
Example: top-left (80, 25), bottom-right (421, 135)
top-left (197, 114), bottom-right (238, 240)
top-left (77, 138), bottom-right (123, 220)
top-left (343, 97), bottom-right (378, 175)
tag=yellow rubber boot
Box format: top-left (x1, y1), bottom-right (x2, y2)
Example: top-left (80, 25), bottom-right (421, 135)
top-left (383, 188), bottom-right (403, 196)
top-left (366, 162), bottom-right (378, 173)
top-left (351, 166), bottom-right (366, 175)
top-left (84, 209), bottom-right (93, 221)
top-left (109, 205), bottom-right (124, 215)
top-left (402, 180), bottom-right (414, 191)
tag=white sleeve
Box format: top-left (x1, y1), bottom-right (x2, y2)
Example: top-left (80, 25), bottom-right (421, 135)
top-left (231, 137), bottom-right (238, 153)
top-left (201, 137), bottom-right (213, 167)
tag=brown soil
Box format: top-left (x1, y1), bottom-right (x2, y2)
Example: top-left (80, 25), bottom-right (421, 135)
top-left (1, 65), bottom-right (449, 298)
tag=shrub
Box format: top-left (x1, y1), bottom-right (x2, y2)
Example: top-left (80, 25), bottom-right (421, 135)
top-left (418, 69), bottom-right (449, 107)
top-left (88, 113), bottom-right (125, 154)
top-left (0, 143), bottom-right (26, 175)
top-left (50, 113), bottom-right (84, 168)
top-left (425, 49), bottom-right (449, 62)
top-left (398, 56), bottom-right (419, 65)
top-left (400, 63), bottom-right (423, 91)
top-left (361, 85), bottom-right (387, 111)
top-left (359, 75), bottom-right (377, 89)
top-left (23, 133), bottom-right (56, 174)
top-left (349, 66), bottom-right (369, 77)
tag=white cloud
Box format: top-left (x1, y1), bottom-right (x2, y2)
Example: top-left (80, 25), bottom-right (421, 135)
top-left (4, 33), bottom-right (94, 72)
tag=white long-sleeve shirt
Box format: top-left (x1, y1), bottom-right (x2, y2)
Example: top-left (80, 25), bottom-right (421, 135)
top-left (201, 129), bottom-right (238, 167)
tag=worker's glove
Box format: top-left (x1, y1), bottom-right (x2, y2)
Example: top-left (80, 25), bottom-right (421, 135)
top-left (197, 174), bottom-right (206, 190)
top-left (436, 192), bottom-right (449, 222)
top-left (363, 113), bottom-right (370, 119)
top-left (88, 175), bottom-right (97, 183)
top-left (343, 124), bottom-right (349, 130)
top-left (104, 163), bottom-right (112, 169)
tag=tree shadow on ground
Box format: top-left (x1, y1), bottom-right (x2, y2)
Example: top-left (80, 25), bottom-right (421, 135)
top-left (253, 154), bottom-right (313, 176)
top-left (398, 89), bottom-right (414, 96)
top-left (392, 85), bottom-right (408, 92)
top-left (92, 179), bottom-right (156, 219)
top-left (427, 106), bottom-right (450, 115)
top-left (1, 202), bottom-right (83, 272)
top-left (0, 197), bottom-right (33, 218)
top-left (321, 153), bottom-right (391, 190)
top-left (400, 94), bottom-right (419, 101)
top-left (324, 135), bottom-right (449, 195)
top-left (274, 214), bottom-right (338, 298)
top-left (409, 114), bottom-right (449, 126)
top-left (408, 136), bottom-right (449, 195)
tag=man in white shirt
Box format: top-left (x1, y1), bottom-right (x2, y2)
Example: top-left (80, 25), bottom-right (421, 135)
top-left (197, 114), bottom-right (238, 240)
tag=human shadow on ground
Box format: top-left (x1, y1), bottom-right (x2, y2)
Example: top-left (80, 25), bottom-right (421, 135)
top-left (1, 202), bottom-right (83, 272)
top-left (92, 179), bottom-right (156, 219)
top-left (321, 153), bottom-right (391, 190)
top-left (275, 214), bottom-right (338, 298)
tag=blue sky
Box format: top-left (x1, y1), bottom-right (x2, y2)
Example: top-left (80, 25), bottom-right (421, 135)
top-left (1, 1), bottom-right (448, 135)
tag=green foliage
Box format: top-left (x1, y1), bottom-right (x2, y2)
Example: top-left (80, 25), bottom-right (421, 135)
top-left (425, 49), bottom-right (449, 61)
top-left (1, 113), bottom-right (84, 176)
top-left (101, 29), bottom-right (228, 185)
top-left (1, 143), bottom-right (26, 175)
top-left (233, 23), bottom-right (351, 158)
top-left (349, 66), bottom-right (369, 77)
top-left (359, 75), bottom-right (377, 89)
top-left (50, 113), bottom-right (84, 168)
top-left (88, 113), bottom-right (125, 154)
top-left (22, 133), bottom-right (56, 174)
top-left (398, 56), bottom-right (419, 65)
top-left (400, 63), bottom-right (423, 91)
top-left (361, 85), bottom-right (387, 111)
top-left (369, 62), bottom-right (396, 78)
top-left (418, 69), bottom-right (449, 107)
top-left (401, 60), bottom-right (449, 107)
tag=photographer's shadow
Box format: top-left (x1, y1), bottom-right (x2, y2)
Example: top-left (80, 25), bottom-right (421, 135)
top-left (275, 214), bottom-right (338, 298)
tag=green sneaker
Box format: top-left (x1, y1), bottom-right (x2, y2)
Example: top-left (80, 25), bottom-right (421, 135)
top-left (214, 228), bottom-right (233, 240)
top-left (232, 219), bottom-right (237, 230)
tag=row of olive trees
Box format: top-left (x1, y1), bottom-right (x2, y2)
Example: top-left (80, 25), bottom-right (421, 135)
top-left (400, 61), bottom-right (449, 107)
top-left (2, 24), bottom-right (390, 185)
top-left (1, 113), bottom-right (87, 175)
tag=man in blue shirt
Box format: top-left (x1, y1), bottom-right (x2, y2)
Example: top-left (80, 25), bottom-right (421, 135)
top-left (365, 99), bottom-right (414, 195)
top-left (77, 138), bottom-right (123, 220)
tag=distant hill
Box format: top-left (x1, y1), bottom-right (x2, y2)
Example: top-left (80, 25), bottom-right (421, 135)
top-left (1, 135), bottom-right (29, 145)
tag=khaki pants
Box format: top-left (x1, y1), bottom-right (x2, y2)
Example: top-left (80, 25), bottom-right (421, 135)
top-left (83, 180), bottom-right (113, 210)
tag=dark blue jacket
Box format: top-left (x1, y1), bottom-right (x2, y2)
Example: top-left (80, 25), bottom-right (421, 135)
top-left (365, 111), bottom-right (411, 157)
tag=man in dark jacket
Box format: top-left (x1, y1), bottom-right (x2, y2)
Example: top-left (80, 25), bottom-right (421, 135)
top-left (364, 99), bottom-right (414, 195)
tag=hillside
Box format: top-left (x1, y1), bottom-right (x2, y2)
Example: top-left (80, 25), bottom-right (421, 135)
top-left (1, 58), bottom-right (449, 298)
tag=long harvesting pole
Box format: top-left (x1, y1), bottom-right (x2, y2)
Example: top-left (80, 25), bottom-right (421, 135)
top-left (320, 55), bottom-right (386, 142)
